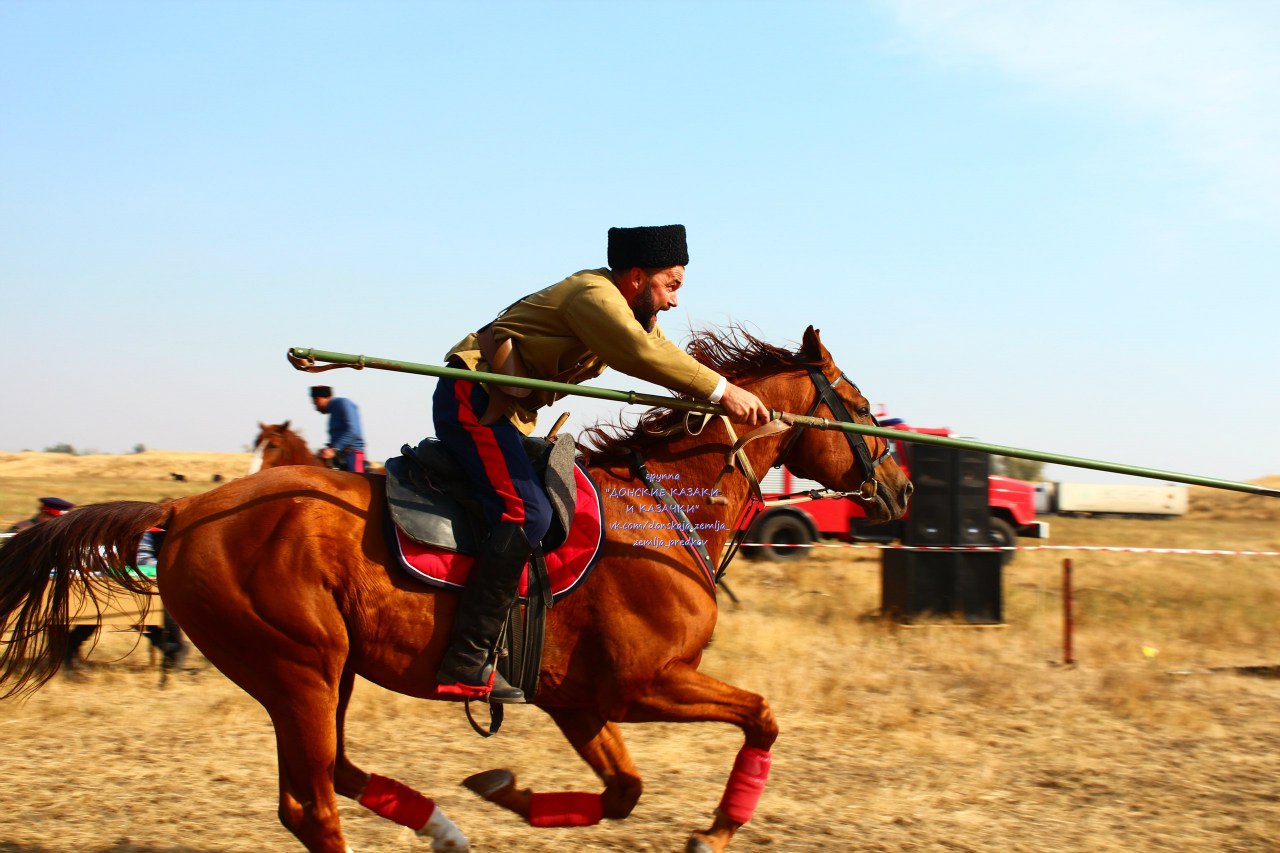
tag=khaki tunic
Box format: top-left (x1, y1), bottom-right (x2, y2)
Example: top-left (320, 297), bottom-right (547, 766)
top-left (447, 268), bottom-right (722, 434)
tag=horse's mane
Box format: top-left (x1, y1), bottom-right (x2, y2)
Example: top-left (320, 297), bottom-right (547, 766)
top-left (579, 325), bottom-right (810, 459)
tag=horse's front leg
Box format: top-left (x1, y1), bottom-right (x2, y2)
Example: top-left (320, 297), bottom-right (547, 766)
top-left (463, 707), bottom-right (642, 828)
top-left (329, 668), bottom-right (470, 852)
top-left (620, 663), bottom-right (779, 853)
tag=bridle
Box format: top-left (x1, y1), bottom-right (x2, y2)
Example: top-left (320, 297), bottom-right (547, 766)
top-left (629, 361), bottom-right (895, 589)
top-left (773, 365), bottom-right (893, 504)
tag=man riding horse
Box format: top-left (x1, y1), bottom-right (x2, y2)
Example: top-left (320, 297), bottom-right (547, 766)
top-left (309, 386), bottom-right (365, 473)
top-left (434, 223), bottom-right (772, 703)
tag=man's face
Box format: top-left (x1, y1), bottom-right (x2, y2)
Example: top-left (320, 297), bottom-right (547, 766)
top-left (312, 396), bottom-right (330, 413)
top-left (630, 265), bottom-right (684, 331)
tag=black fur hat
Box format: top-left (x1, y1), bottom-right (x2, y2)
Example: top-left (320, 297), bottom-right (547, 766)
top-left (309, 385), bottom-right (333, 398)
top-left (607, 224), bottom-right (688, 270)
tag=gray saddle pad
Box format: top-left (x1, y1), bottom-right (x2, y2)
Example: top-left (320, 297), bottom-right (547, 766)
top-left (385, 433), bottom-right (578, 553)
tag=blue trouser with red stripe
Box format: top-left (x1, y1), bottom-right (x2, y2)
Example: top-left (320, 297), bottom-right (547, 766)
top-left (432, 376), bottom-right (552, 548)
top-left (337, 448), bottom-right (365, 473)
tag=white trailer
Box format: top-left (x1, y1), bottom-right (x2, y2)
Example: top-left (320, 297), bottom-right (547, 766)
top-left (1048, 482), bottom-right (1189, 517)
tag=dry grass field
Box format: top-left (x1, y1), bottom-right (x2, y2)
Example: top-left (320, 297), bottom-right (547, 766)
top-left (1, 454), bottom-right (1278, 852)
top-left (0, 451), bottom-right (253, 529)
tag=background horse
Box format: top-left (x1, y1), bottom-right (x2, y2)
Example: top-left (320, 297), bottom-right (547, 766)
top-left (0, 327), bottom-right (910, 853)
top-left (249, 421), bottom-right (328, 473)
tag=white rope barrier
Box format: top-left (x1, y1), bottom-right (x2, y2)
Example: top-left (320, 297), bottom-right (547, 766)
top-left (744, 541), bottom-right (1280, 557)
top-left (9, 531), bottom-right (1279, 556)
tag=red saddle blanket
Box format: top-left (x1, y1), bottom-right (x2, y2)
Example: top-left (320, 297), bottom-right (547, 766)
top-left (391, 463), bottom-right (606, 602)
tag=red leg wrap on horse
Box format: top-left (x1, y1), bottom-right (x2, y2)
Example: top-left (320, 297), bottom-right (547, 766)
top-left (359, 773), bottom-right (436, 831)
top-left (527, 792), bottom-right (604, 827)
top-left (717, 746), bottom-right (772, 824)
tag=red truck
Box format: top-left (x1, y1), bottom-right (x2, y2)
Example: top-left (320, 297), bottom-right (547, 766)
top-left (743, 419), bottom-right (1048, 562)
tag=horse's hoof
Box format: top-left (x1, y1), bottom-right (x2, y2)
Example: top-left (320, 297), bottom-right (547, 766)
top-left (685, 837), bottom-right (716, 853)
top-left (463, 769), bottom-right (515, 800)
top-left (462, 769), bottom-right (532, 818)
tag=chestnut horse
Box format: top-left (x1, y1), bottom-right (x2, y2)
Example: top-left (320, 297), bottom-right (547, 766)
top-left (0, 327), bottom-right (910, 853)
top-left (248, 421), bottom-right (327, 473)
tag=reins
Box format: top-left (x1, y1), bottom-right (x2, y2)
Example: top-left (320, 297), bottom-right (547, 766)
top-left (630, 363), bottom-right (890, 589)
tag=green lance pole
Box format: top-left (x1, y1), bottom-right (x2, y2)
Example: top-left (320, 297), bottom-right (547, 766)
top-left (288, 347), bottom-right (1280, 499)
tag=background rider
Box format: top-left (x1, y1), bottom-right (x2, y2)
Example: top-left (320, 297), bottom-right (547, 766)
top-left (309, 385), bottom-right (366, 473)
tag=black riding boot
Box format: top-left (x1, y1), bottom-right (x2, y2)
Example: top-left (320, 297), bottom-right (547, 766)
top-left (436, 520), bottom-right (528, 704)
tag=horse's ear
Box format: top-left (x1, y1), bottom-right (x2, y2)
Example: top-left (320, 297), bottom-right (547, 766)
top-left (282, 420), bottom-right (291, 431)
top-left (258, 421), bottom-right (266, 430)
top-left (800, 326), bottom-right (830, 362)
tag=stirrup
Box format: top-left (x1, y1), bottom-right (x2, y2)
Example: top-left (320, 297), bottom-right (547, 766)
top-left (487, 672), bottom-right (526, 705)
top-left (436, 667), bottom-right (525, 704)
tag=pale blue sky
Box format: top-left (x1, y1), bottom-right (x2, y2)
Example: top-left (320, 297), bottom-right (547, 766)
top-left (3, 0), bottom-right (1277, 485)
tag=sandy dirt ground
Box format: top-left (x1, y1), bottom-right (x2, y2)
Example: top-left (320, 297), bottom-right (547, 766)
top-left (0, 456), bottom-right (1277, 852)
top-left (1, 645), bottom-right (1276, 853)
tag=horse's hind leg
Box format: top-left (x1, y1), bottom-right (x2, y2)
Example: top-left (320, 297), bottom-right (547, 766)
top-left (176, 610), bottom-right (352, 852)
top-left (463, 707), bottom-right (642, 829)
top-left (332, 667), bottom-right (368, 799)
top-left (266, 673), bottom-right (350, 852)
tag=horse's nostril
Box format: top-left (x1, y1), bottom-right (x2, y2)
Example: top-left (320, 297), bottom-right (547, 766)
top-left (904, 481), bottom-right (915, 500)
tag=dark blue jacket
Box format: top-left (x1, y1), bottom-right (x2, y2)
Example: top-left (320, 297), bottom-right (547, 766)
top-left (326, 397), bottom-right (364, 451)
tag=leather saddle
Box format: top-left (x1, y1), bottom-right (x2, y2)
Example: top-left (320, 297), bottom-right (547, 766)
top-left (385, 433), bottom-right (578, 555)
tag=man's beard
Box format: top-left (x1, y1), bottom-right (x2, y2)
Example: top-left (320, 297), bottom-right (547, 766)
top-left (631, 285), bottom-right (658, 332)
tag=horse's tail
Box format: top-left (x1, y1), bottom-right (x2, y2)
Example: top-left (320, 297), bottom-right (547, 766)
top-left (0, 500), bottom-right (172, 698)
